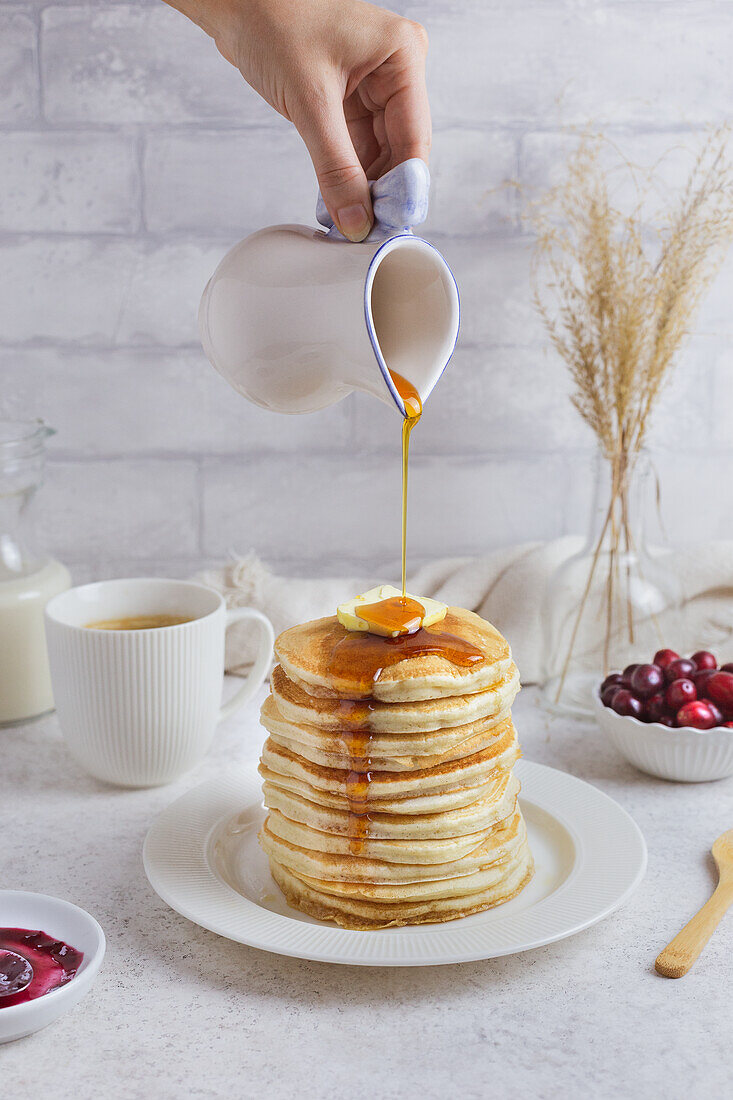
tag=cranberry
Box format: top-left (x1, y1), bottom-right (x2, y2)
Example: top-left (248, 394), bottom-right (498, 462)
top-left (707, 702), bottom-right (724, 725)
top-left (665, 678), bottom-right (696, 710)
top-left (620, 663), bottom-right (641, 688)
top-left (657, 714), bottom-right (676, 727)
top-left (705, 672), bottom-right (733, 712)
top-left (691, 668), bottom-right (716, 696)
top-left (721, 663), bottom-right (733, 675)
top-left (601, 673), bottom-right (624, 693)
top-left (611, 689), bottom-right (644, 719)
top-left (724, 721), bottom-right (733, 728)
top-left (601, 684), bottom-right (622, 708)
top-left (653, 648), bottom-right (679, 670)
top-left (691, 650), bottom-right (717, 671)
top-left (677, 700), bottom-right (717, 729)
top-left (665, 658), bottom-right (696, 683)
top-left (631, 663), bottom-right (665, 699)
top-left (645, 692), bottom-right (668, 723)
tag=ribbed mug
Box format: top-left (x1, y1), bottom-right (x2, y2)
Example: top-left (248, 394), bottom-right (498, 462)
top-left (45, 578), bottom-right (274, 787)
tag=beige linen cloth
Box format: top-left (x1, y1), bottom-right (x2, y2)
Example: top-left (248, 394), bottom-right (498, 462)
top-left (197, 538), bottom-right (733, 685)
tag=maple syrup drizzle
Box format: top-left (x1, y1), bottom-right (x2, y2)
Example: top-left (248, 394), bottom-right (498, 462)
top-left (341, 725), bottom-right (373, 855)
top-left (328, 624), bottom-right (486, 854)
top-left (333, 370), bottom-right (423, 851)
top-left (390, 369), bottom-right (422, 600)
top-left (328, 622), bottom-right (487, 698)
top-left (331, 371), bottom-right (491, 852)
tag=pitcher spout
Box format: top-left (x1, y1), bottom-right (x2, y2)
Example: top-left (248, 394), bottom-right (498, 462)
top-left (361, 235), bottom-right (460, 416)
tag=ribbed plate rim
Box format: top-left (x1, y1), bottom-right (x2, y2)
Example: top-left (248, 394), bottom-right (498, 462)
top-left (142, 760), bottom-right (647, 966)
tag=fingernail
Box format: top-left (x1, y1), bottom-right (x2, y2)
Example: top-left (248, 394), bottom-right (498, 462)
top-left (337, 203), bottom-right (371, 242)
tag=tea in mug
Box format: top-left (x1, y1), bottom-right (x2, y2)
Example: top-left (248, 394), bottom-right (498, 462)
top-left (85, 614), bottom-right (194, 631)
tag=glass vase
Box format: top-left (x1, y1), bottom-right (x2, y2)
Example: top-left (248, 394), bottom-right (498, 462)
top-left (543, 449), bottom-right (681, 718)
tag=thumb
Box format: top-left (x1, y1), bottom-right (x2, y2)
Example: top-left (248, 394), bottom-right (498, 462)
top-left (294, 86), bottom-right (373, 242)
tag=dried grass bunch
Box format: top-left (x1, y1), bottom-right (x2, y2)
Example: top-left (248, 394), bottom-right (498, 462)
top-left (529, 130), bottom-right (733, 690)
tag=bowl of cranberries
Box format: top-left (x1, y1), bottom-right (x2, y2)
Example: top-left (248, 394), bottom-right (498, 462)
top-left (595, 649), bottom-right (733, 781)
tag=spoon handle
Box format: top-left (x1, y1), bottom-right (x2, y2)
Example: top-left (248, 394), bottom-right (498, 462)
top-left (656, 879), bottom-right (733, 978)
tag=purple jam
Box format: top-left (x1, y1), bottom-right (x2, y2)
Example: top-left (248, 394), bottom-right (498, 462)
top-left (0, 928), bottom-right (83, 1008)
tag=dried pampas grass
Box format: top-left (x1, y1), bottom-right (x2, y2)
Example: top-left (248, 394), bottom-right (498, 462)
top-left (529, 129), bottom-right (733, 690)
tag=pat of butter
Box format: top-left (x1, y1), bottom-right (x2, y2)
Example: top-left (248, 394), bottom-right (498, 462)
top-left (337, 584), bottom-right (447, 637)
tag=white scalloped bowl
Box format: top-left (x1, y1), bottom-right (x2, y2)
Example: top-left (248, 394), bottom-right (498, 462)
top-left (594, 690), bottom-right (733, 782)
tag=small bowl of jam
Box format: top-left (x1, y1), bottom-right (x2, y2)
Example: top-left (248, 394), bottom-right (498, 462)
top-left (0, 891), bottom-right (105, 1043)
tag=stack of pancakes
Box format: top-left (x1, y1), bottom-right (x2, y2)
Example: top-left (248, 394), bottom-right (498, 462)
top-left (258, 607), bottom-right (533, 929)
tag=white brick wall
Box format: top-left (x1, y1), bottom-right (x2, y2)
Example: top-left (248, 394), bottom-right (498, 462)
top-left (1, 0), bottom-right (732, 580)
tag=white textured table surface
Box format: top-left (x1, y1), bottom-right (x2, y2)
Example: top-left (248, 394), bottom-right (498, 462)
top-left (3, 684), bottom-right (733, 1099)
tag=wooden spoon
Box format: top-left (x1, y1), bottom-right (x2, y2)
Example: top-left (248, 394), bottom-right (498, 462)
top-left (656, 828), bottom-right (733, 978)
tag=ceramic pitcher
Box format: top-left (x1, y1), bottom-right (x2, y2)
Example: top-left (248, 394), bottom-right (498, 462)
top-left (198, 159), bottom-right (459, 416)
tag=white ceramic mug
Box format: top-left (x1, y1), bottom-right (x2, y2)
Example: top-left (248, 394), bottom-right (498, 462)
top-left (44, 578), bottom-right (274, 787)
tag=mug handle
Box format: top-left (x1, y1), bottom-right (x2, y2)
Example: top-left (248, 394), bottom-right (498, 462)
top-left (218, 607), bottom-right (275, 721)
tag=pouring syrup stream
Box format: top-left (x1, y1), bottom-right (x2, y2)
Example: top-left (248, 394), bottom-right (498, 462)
top-left (393, 370), bottom-right (422, 600)
top-left (352, 370), bottom-right (423, 640)
top-left (335, 369), bottom-right (420, 852)
top-left (327, 372), bottom-right (485, 854)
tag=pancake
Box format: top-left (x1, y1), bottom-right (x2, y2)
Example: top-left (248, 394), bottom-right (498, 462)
top-left (275, 607), bottom-right (512, 701)
top-left (260, 693), bottom-right (514, 765)
top-left (261, 770), bottom-right (520, 840)
top-left (261, 697), bottom-right (514, 772)
top-left (269, 843), bottom-right (534, 929)
top-left (259, 758), bottom-right (519, 816)
top-left (264, 807), bottom-right (514, 864)
top-left (261, 806), bottom-right (524, 873)
top-left (255, 604), bottom-right (534, 928)
top-left (259, 811), bottom-right (527, 885)
top-left (270, 662), bottom-right (520, 734)
top-left (258, 720), bottom-right (519, 807)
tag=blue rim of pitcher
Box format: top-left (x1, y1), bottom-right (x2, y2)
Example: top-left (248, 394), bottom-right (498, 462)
top-left (363, 235), bottom-right (460, 417)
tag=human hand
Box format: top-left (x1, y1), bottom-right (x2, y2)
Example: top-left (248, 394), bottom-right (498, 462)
top-left (166, 0), bottom-right (431, 241)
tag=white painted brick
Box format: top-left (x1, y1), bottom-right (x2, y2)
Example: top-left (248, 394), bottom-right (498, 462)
top-left (439, 236), bottom-right (544, 347)
top-left (66, 558), bottom-right (209, 586)
top-left (40, 459), bottom-right (199, 560)
top-left (202, 451), bottom-right (575, 567)
top-left (0, 12), bottom-right (38, 122)
top-left (0, 132), bottom-right (139, 232)
top-left (520, 130), bottom-right (709, 213)
top-left (0, 347), bottom-right (353, 455)
top-left (6, 0), bottom-right (733, 578)
top-left (695, 251), bottom-right (733, 339)
top-left (649, 450), bottom-right (733, 545)
top-left (408, 2), bottom-right (733, 127)
top-left (143, 126), bottom-right (517, 237)
top-left (144, 129), bottom-right (315, 233)
top-left (42, 6), bottom-right (275, 124)
top-left (426, 130), bottom-right (517, 236)
top-left (0, 238), bottom-right (139, 344)
top-left (115, 240), bottom-right (228, 345)
top-left (0, 238), bottom-right (225, 345)
top-left (353, 344), bottom-right (593, 453)
top-left (201, 454), bottom-right (396, 565)
top-left (443, 231), bottom-right (733, 354)
top-left (709, 341), bottom-right (733, 447)
top-left (646, 335), bottom-right (713, 452)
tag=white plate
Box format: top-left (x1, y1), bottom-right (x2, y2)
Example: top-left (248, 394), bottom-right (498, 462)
top-left (143, 760), bottom-right (646, 967)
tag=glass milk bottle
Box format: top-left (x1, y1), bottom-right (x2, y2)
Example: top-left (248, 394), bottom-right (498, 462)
top-left (0, 420), bottom-right (70, 726)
